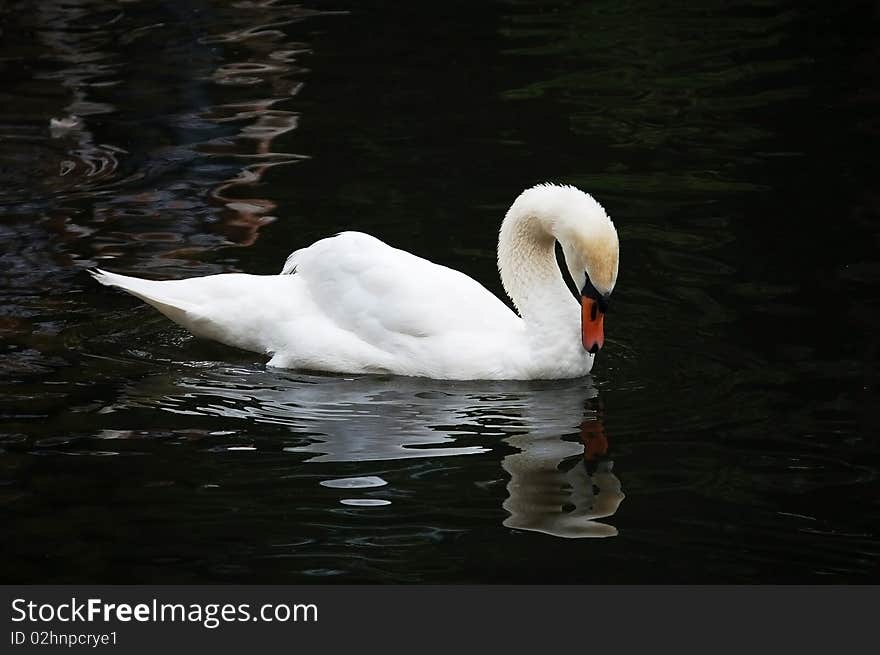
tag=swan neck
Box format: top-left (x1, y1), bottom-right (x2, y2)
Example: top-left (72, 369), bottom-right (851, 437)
top-left (497, 204), bottom-right (573, 323)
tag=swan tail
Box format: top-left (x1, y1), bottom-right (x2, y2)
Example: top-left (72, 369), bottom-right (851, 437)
top-left (89, 268), bottom-right (198, 327)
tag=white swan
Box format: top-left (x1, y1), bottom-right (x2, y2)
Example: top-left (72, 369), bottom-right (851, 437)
top-left (91, 183), bottom-right (619, 380)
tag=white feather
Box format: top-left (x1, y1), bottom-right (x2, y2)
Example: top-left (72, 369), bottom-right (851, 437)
top-left (91, 184), bottom-right (619, 380)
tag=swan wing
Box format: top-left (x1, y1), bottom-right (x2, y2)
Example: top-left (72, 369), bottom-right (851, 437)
top-left (93, 232), bottom-right (526, 377)
top-left (285, 232), bottom-right (521, 341)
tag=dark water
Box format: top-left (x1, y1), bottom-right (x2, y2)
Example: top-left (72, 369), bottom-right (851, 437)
top-left (1, 0), bottom-right (878, 583)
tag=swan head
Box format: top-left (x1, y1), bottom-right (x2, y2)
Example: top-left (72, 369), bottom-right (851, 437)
top-left (499, 183), bottom-right (619, 354)
top-left (558, 203), bottom-right (619, 354)
top-left (523, 184), bottom-right (620, 353)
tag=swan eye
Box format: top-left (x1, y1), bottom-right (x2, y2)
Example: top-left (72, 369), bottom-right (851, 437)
top-left (581, 273), bottom-right (610, 313)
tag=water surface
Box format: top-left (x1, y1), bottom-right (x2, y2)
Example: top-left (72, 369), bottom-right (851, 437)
top-left (0, 0), bottom-right (878, 583)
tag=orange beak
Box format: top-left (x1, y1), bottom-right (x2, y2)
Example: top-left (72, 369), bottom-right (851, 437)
top-left (581, 296), bottom-right (605, 354)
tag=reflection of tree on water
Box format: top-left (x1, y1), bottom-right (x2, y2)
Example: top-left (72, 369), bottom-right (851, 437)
top-left (4, 0), bottom-right (321, 273)
top-left (161, 1), bottom-right (314, 259)
top-left (199, 93), bottom-right (305, 248)
top-left (114, 367), bottom-right (624, 538)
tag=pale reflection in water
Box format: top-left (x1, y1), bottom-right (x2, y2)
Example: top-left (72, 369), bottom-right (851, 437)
top-left (503, 419), bottom-right (623, 538)
top-left (111, 365), bottom-right (624, 538)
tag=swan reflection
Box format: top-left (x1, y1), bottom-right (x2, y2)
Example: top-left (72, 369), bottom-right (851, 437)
top-left (111, 364), bottom-right (624, 538)
top-left (503, 418), bottom-right (623, 538)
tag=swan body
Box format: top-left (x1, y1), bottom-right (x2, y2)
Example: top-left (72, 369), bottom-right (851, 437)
top-left (91, 184), bottom-right (619, 380)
